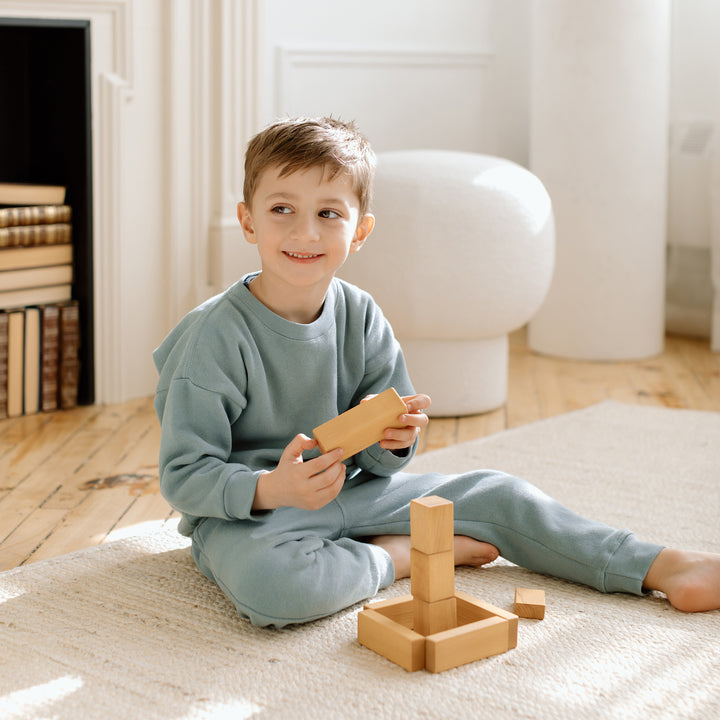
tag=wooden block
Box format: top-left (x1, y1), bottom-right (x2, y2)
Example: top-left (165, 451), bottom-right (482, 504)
top-left (410, 548), bottom-right (455, 603)
top-left (357, 608), bottom-right (425, 672)
top-left (313, 388), bottom-right (407, 458)
top-left (455, 590), bottom-right (518, 649)
top-left (425, 616), bottom-right (510, 673)
top-left (363, 595), bottom-right (414, 629)
top-left (514, 587), bottom-right (546, 620)
top-left (413, 596), bottom-right (457, 636)
top-left (410, 496), bottom-right (454, 554)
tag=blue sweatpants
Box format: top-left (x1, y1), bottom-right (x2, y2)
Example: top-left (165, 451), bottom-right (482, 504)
top-left (190, 469), bottom-right (663, 628)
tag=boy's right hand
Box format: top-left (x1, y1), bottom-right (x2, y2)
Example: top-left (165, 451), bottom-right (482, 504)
top-left (252, 434), bottom-right (346, 512)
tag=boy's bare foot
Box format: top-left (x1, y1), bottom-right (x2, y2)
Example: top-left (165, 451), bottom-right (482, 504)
top-left (643, 549), bottom-right (720, 612)
top-left (369, 534), bottom-right (499, 580)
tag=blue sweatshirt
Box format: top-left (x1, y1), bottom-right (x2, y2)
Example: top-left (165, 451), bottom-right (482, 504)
top-left (153, 274), bottom-right (416, 536)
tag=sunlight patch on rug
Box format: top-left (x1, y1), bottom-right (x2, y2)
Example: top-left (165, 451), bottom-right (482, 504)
top-left (1, 676), bottom-right (83, 720)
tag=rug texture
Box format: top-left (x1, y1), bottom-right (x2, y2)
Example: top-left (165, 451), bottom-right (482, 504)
top-left (1, 401), bottom-right (719, 720)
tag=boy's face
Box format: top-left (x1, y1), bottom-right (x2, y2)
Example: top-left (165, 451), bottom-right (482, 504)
top-left (238, 165), bottom-right (374, 298)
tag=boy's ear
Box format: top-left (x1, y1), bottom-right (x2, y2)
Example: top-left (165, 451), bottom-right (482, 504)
top-left (237, 202), bottom-right (257, 244)
top-left (350, 213), bottom-right (375, 253)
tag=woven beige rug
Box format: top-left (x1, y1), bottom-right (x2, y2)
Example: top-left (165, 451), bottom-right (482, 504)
top-left (1, 401), bottom-right (719, 719)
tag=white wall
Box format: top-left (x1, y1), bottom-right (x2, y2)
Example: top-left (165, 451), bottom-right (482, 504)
top-left (259, 0), bottom-right (530, 161)
top-left (670, 0), bottom-right (720, 146)
top-left (666, 0), bottom-right (719, 337)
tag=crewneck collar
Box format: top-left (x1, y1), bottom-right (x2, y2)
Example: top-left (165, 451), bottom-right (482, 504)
top-left (231, 272), bottom-right (337, 339)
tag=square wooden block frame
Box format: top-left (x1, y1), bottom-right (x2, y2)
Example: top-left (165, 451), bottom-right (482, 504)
top-left (357, 590), bottom-right (518, 673)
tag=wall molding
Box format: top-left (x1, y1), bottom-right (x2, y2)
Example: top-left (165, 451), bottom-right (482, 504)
top-left (205, 0), bottom-right (264, 294)
top-left (163, 0), bottom-right (258, 315)
top-left (275, 46), bottom-right (493, 118)
top-left (96, 72), bottom-right (127, 403)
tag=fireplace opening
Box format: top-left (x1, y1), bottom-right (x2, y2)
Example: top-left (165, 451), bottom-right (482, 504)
top-left (0, 17), bottom-right (94, 405)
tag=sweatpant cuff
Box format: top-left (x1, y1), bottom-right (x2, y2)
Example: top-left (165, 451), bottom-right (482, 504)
top-left (368, 542), bottom-right (399, 587)
top-left (604, 532), bottom-right (664, 595)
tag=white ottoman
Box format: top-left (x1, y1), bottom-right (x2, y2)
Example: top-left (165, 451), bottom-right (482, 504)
top-left (340, 150), bottom-right (555, 416)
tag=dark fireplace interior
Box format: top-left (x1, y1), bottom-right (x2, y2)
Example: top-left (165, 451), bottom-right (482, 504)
top-left (0, 17), bottom-right (94, 405)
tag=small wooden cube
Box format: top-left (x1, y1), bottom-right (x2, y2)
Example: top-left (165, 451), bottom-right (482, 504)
top-left (410, 496), bottom-right (454, 554)
top-left (313, 387), bottom-right (407, 458)
top-left (514, 587), bottom-right (546, 620)
top-left (410, 548), bottom-right (455, 603)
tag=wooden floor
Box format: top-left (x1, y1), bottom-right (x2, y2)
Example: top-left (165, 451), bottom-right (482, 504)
top-left (1, 330), bottom-right (719, 571)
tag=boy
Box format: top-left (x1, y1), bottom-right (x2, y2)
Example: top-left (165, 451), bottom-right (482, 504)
top-left (154, 116), bottom-right (720, 628)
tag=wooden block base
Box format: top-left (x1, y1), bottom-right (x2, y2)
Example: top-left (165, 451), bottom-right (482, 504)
top-left (357, 606), bottom-right (425, 672)
top-left (357, 593), bottom-right (518, 673)
top-left (425, 616), bottom-right (508, 673)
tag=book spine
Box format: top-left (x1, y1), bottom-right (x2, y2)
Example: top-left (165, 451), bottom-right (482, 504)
top-left (0, 243), bottom-right (73, 272)
top-left (23, 307), bottom-right (41, 415)
top-left (0, 205), bottom-right (72, 229)
top-left (0, 284), bottom-right (73, 309)
top-left (0, 264), bottom-right (74, 292)
top-left (0, 311), bottom-right (8, 419)
top-left (40, 305), bottom-right (60, 412)
top-left (0, 182), bottom-right (66, 206)
top-left (58, 301), bottom-right (81, 410)
top-left (0, 223), bottom-right (72, 248)
top-left (6, 309), bottom-right (24, 418)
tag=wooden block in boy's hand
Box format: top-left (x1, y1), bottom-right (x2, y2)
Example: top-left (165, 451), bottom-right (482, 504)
top-left (313, 388), bottom-right (408, 459)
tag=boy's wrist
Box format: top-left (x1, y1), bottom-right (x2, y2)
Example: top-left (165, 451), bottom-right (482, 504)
top-left (252, 470), bottom-right (278, 511)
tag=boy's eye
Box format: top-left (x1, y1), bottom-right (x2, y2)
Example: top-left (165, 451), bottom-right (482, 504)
top-left (319, 209), bottom-right (341, 219)
top-left (271, 205), bottom-right (292, 214)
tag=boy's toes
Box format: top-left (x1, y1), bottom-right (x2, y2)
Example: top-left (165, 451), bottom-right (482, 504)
top-left (454, 536), bottom-right (499, 567)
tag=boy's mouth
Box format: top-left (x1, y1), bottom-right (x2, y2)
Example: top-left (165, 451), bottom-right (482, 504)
top-left (284, 251), bottom-right (322, 260)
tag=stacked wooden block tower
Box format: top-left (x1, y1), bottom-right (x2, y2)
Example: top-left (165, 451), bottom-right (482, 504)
top-left (358, 496), bottom-right (519, 673)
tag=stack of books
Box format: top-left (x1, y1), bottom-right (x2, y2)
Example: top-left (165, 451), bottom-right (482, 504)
top-left (0, 182), bottom-right (81, 419)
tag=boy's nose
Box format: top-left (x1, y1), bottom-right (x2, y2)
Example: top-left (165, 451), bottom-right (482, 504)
top-left (290, 215), bottom-right (320, 242)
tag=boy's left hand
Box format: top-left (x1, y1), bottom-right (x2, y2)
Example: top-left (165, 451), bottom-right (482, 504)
top-left (378, 393), bottom-right (431, 452)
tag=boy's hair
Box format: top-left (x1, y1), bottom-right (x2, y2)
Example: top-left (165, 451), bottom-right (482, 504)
top-left (243, 116), bottom-right (376, 217)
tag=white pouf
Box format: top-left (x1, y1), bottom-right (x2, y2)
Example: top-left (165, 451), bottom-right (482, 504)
top-left (340, 150), bottom-right (555, 416)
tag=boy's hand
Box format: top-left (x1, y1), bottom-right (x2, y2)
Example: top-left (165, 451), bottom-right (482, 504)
top-left (253, 434), bottom-right (346, 512)
top-left (377, 393), bottom-right (431, 452)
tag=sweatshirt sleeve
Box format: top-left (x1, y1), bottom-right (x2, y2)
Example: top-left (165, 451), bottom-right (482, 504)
top-left (350, 295), bottom-right (420, 476)
top-left (156, 377), bottom-right (263, 530)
